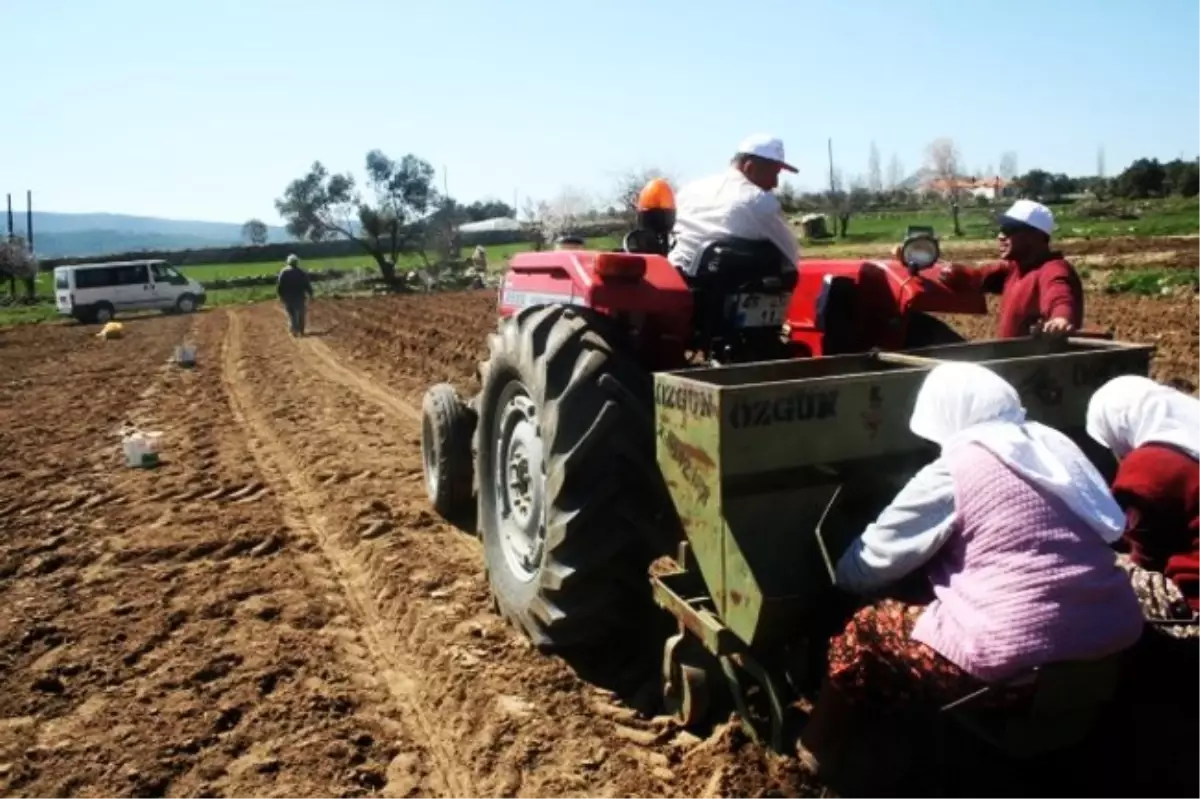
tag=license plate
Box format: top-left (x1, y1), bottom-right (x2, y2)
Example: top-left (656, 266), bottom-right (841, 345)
top-left (730, 294), bottom-right (787, 328)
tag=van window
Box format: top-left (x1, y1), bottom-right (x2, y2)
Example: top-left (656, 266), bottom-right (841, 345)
top-left (74, 267), bottom-right (119, 289)
top-left (55, 272), bottom-right (69, 290)
top-left (151, 263), bottom-right (189, 286)
top-left (114, 265), bottom-right (149, 285)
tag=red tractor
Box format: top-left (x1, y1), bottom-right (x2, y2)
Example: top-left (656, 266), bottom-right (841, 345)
top-left (420, 179), bottom-right (988, 651)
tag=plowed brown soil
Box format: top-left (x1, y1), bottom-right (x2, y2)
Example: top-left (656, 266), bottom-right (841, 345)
top-left (0, 285), bottom-right (1194, 798)
top-left (941, 292), bottom-right (1199, 393)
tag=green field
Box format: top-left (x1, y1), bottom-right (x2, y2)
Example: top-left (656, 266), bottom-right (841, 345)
top-left (27, 238), bottom-right (622, 296)
top-left (803, 196), bottom-right (1200, 247)
top-left (6, 238), bottom-right (621, 326)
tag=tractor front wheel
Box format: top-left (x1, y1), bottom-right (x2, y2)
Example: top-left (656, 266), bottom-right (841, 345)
top-left (475, 305), bottom-right (671, 651)
top-left (421, 383), bottom-right (476, 526)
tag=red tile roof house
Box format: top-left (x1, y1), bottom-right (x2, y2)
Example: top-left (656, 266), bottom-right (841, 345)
top-left (924, 176), bottom-right (1015, 201)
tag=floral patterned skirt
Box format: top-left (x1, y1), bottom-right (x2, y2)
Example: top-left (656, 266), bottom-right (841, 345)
top-left (1116, 554), bottom-right (1199, 641)
top-left (826, 599), bottom-right (1032, 712)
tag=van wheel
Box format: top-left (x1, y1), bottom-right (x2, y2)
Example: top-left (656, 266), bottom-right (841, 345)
top-left (176, 294), bottom-right (197, 314)
top-left (94, 303), bottom-right (115, 325)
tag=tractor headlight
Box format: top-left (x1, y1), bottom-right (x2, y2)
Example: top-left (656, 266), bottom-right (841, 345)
top-left (900, 234), bottom-right (940, 272)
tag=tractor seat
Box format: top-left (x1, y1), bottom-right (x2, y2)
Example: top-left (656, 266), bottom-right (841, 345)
top-left (677, 237), bottom-right (797, 358)
top-left (681, 237), bottom-right (799, 295)
top-left (937, 653), bottom-right (1123, 760)
top-left (818, 274), bottom-right (863, 355)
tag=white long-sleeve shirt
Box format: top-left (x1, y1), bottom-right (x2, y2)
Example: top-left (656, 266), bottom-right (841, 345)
top-left (834, 459), bottom-right (958, 594)
top-left (667, 168), bottom-right (800, 272)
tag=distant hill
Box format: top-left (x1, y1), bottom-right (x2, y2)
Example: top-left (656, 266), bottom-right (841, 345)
top-left (3, 211), bottom-right (293, 258)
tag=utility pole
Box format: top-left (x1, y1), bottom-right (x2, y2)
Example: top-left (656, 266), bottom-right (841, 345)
top-left (26, 190), bottom-right (33, 253)
top-left (827, 138), bottom-right (835, 194)
top-left (5, 193), bottom-right (12, 239)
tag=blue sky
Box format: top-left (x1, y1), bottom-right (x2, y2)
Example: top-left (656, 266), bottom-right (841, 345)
top-left (4, 0), bottom-right (1197, 224)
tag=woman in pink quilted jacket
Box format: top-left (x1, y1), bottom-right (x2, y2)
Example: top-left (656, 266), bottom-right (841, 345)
top-left (797, 362), bottom-right (1143, 774)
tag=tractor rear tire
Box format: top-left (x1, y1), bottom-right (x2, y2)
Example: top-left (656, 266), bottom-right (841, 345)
top-left (475, 305), bottom-right (670, 651)
top-left (421, 383), bottom-right (476, 525)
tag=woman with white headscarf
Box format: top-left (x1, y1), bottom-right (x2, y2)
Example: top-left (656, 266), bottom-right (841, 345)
top-left (1087, 375), bottom-right (1199, 630)
top-left (797, 362), bottom-right (1143, 775)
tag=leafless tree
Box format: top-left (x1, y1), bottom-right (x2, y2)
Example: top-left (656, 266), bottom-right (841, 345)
top-left (520, 197), bottom-right (549, 250)
top-left (886, 153), bottom-right (904, 190)
top-left (825, 169), bottom-right (845, 236)
top-left (542, 185), bottom-right (594, 242)
top-left (867, 142), bottom-right (882, 193)
top-left (0, 236), bottom-right (38, 299)
top-left (241, 218), bottom-right (268, 246)
top-left (999, 151), bottom-right (1019, 181)
top-left (777, 180), bottom-right (799, 213)
top-left (827, 170), bottom-right (870, 237)
top-left (842, 177), bottom-right (873, 237)
top-left (927, 138), bottom-right (965, 236)
top-left (520, 187), bottom-right (595, 250)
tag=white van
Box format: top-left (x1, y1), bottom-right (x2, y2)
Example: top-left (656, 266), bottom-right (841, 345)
top-left (53, 259), bottom-right (207, 323)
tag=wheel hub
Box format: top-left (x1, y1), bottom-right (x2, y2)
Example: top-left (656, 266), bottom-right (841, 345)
top-left (494, 388), bottom-right (544, 582)
top-left (421, 413), bottom-right (439, 498)
top-left (506, 439), bottom-right (534, 526)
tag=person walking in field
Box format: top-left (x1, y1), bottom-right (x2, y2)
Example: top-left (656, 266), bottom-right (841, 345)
top-left (277, 254), bottom-right (313, 336)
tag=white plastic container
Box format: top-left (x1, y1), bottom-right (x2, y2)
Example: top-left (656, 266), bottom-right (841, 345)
top-left (175, 344), bottom-right (197, 367)
top-left (122, 430), bottom-right (162, 468)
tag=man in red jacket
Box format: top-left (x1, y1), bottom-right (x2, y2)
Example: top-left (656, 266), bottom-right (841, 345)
top-left (939, 199), bottom-right (1083, 338)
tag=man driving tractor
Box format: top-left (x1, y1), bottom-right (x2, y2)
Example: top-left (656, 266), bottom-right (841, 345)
top-left (668, 134), bottom-right (802, 273)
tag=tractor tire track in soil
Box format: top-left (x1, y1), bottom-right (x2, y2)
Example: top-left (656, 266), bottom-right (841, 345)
top-left (295, 335), bottom-right (422, 424)
top-left (0, 312), bottom-right (407, 798)
top-left (215, 302), bottom-right (815, 798)
top-left (220, 310), bottom-right (471, 797)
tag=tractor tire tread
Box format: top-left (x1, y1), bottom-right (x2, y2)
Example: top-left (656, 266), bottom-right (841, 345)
top-left (477, 305), bottom-right (673, 651)
top-left (422, 383), bottom-right (476, 522)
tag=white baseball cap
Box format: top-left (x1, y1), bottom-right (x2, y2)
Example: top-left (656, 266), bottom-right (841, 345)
top-left (735, 134), bottom-right (798, 173)
top-left (998, 199), bottom-right (1055, 236)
